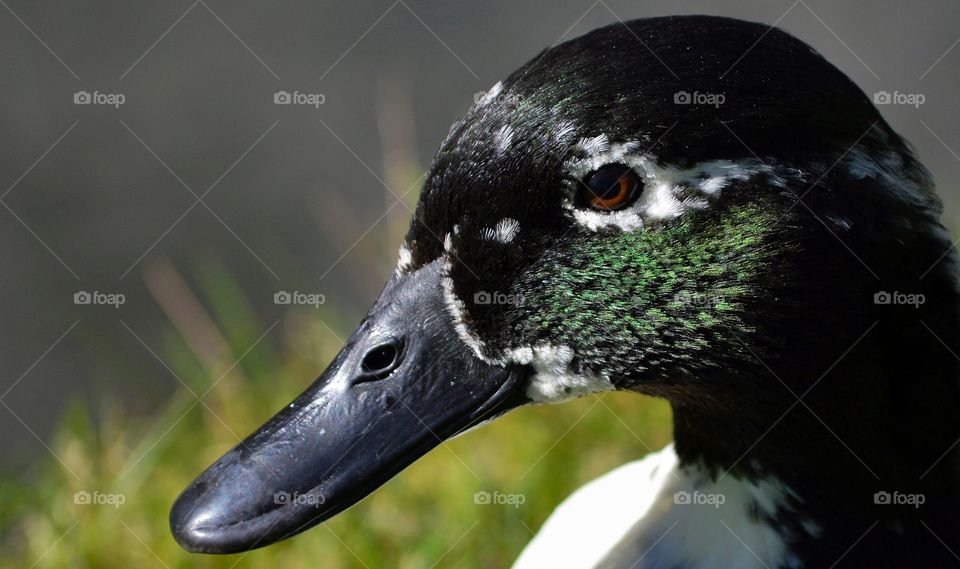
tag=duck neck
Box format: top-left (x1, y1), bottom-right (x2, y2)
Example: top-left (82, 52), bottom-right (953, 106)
top-left (668, 303), bottom-right (960, 567)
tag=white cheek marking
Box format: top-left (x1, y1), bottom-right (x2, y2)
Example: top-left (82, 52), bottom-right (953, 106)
top-left (395, 245), bottom-right (413, 276)
top-left (480, 218), bottom-right (521, 244)
top-left (514, 444), bottom-right (816, 569)
top-left (441, 271), bottom-right (488, 359)
top-left (440, 233), bottom-right (489, 361)
top-left (502, 343), bottom-right (614, 403)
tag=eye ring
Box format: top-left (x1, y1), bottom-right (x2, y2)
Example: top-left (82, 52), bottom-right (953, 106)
top-left (577, 165), bottom-right (642, 212)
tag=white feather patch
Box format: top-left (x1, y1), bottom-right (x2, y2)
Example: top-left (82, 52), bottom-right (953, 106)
top-left (576, 134), bottom-right (612, 157)
top-left (480, 218), bottom-right (521, 244)
top-left (494, 124), bottom-right (514, 156)
top-left (395, 245), bottom-right (413, 276)
top-left (563, 141), bottom-right (789, 233)
top-left (502, 343), bottom-right (614, 402)
top-left (439, 231), bottom-right (490, 361)
top-left (553, 120), bottom-right (579, 145)
top-left (441, 268), bottom-right (488, 359)
top-left (514, 444), bottom-right (815, 569)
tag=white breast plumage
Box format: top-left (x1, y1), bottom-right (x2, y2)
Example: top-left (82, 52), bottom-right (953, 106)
top-left (513, 444), bottom-right (811, 569)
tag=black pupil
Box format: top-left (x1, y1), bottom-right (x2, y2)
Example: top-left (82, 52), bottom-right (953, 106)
top-left (362, 343), bottom-right (399, 374)
top-left (587, 166), bottom-right (632, 200)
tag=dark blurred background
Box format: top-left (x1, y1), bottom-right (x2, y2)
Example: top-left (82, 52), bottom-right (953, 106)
top-left (1, 0), bottom-right (958, 474)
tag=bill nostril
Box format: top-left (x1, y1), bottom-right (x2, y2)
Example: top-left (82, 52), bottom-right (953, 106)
top-left (357, 339), bottom-right (404, 382)
top-left (384, 393), bottom-right (397, 409)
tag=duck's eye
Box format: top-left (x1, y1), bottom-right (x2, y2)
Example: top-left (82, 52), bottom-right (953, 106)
top-left (578, 165), bottom-right (641, 211)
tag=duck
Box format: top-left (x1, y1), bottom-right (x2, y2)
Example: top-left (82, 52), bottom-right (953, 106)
top-left (169, 15), bottom-right (960, 569)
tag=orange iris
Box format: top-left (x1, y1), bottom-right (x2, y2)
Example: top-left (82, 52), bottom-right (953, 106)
top-left (590, 176), bottom-right (634, 210)
top-left (580, 165), bottom-right (640, 211)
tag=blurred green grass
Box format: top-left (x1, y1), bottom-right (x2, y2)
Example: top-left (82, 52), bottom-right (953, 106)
top-left (0, 260), bottom-right (672, 568)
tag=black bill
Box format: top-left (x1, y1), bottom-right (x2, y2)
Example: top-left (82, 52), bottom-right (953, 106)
top-left (169, 259), bottom-right (528, 553)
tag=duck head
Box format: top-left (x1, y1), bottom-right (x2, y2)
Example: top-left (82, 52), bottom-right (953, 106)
top-left (172, 15), bottom-right (960, 555)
